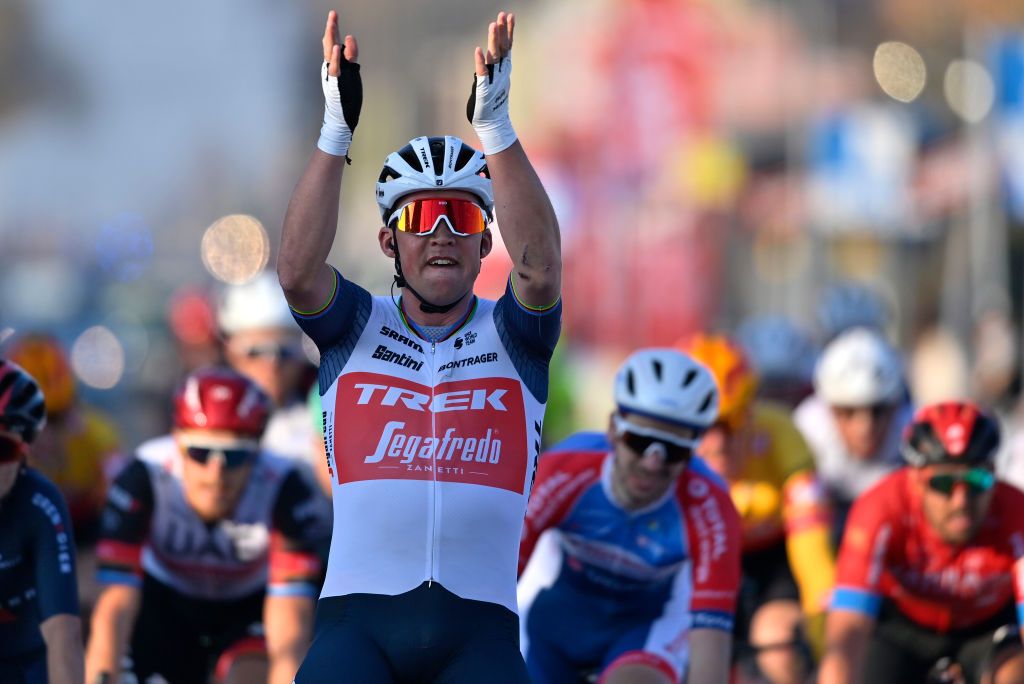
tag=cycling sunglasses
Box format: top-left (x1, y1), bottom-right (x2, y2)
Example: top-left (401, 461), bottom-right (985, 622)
top-left (234, 341), bottom-right (302, 362)
top-left (182, 443), bottom-right (259, 469)
top-left (614, 415), bottom-right (698, 465)
top-left (926, 468), bottom-right (995, 496)
top-left (388, 197), bottom-right (490, 237)
top-left (0, 434), bottom-right (25, 464)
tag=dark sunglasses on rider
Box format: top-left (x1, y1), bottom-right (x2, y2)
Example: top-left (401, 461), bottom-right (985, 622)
top-left (388, 197), bottom-right (490, 237)
top-left (615, 416), bottom-right (698, 465)
top-left (183, 444), bottom-right (257, 469)
top-left (235, 341), bottom-right (301, 362)
top-left (0, 434), bottom-right (26, 464)
top-left (926, 468), bottom-right (995, 496)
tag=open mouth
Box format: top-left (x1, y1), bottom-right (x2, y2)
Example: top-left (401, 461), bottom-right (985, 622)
top-left (426, 257), bottom-right (459, 268)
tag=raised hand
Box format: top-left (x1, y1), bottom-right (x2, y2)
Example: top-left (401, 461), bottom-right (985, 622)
top-left (318, 10), bottom-right (362, 159)
top-left (467, 11), bottom-right (517, 155)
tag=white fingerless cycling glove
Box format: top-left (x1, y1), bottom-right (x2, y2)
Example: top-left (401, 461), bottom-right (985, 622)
top-left (466, 54), bottom-right (517, 155)
top-left (318, 55), bottom-right (362, 160)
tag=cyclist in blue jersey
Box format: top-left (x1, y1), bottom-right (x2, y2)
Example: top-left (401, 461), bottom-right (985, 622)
top-left (0, 359), bottom-right (84, 684)
top-left (279, 8), bottom-right (561, 684)
top-left (519, 349), bottom-right (743, 684)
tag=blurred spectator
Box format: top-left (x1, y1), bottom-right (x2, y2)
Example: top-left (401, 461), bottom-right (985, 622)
top-left (793, 328), bottom-right (913, 540)
top-left (816, 280), bottom-right (890, 344)
top-left (217, 271), bottom-right (319, 476)
top-left (166, 285), bottom-right (223, 375)
top-left (6, 333), bottom-right (124, 544)
top-left (736, 315), bottom-right (819, 409)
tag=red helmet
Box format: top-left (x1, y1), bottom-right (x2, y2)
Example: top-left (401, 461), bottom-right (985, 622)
top-left (173, 368), bottom-right (270, 437)
top-left (901, 401), bottom-right (1000, 468)
top-left (0, 359), bottom-right (47, 444)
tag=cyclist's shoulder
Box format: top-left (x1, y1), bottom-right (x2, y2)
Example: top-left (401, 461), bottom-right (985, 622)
top-left (749, 401), bottom-right (815, 474)
top-left (13, 467), bottom-right (71, 526)
top-left (849, 468), bottom-right (909, 519)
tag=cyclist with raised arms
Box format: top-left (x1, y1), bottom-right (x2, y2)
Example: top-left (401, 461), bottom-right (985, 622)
top-left (518, 348), bottom-right (742, 684)
top-left (278, 8), bottom-right (561, 684)
top-left (821, 401), bottom-right (1024, 684)
top-left (0, 359), bottom-right (83, 684)
top-left (85, 368), bottom-right (330, 684)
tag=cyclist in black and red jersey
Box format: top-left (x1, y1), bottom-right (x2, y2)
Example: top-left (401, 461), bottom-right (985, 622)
top-left (84, 368), bottom-right (330, 684)
top-left (0, 359), bottom-right (84, 684)
top-left (821, 401), bottom-right (1024, 684)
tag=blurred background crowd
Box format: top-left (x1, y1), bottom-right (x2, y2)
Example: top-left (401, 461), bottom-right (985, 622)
top-left (2, 0), bottom-right (1024, 505)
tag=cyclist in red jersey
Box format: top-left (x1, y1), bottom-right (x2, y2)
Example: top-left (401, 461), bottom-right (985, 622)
top-left (820, 401), bottom-right (1024, 684)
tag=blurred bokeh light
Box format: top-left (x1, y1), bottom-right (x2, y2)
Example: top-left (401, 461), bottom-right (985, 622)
top-left (200, 214), bottom-right (270, 285)
top-left (944, 59), bottom-right (995, 123)
top-left (71, 325), bottom-right (125, 389)
top-left (873, 41), bottom-right (927, 102)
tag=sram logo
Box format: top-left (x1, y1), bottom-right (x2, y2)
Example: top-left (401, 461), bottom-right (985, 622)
top-left (335, 372), bottom-right (527, 493)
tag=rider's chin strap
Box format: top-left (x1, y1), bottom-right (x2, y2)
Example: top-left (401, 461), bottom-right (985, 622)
top-left (390, 228), bottom-right (469, 315)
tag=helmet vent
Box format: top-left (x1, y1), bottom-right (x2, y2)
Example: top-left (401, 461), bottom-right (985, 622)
top-left (625, 369), bottom-right (636, 397)
top-left (397, 146), bottom-right (423, 173)
top-left (455, 143), bottom-right (476, 172)
top-left (651, 359), bottom-right (663, 381)
top-left (683, 369), bottom-right (697, 387)
top-left (698, 392), bottom-right (714, 413)
top-left (429, 139), bottom-right (447, 176)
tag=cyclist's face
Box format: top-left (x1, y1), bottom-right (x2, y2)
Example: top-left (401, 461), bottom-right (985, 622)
top-left (379, 191), bottom-right (492, 308)
top-left (918, 464), bottom-right (994, 545)
top-left (831, 403), bottom-right (894, 459)
top-left (0, 462), bottom-right (18, 500)
top-left (609, 413), bottom-right (692, 510)
top-left (225, 328), bottom-right (305, 406)
top-left (175, 428), bottom-right (255, 522)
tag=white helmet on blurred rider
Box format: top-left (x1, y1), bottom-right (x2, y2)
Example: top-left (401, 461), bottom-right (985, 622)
top-left (614, 348), bottom-right (720, 432)
top-left (376, 136), bottom-right (494, 221)
top-left (814, 327), bottom-right (903, 407)
top-left (217, 271), bottom-right (296, 335)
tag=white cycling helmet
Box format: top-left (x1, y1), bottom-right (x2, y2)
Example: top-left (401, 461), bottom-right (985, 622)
top-left (614, 348), bottom-right (720, 431)
top-left (376, 136), bottom-right (494, 221)
top-left (217, 271), bottom-right (296, 335)
top-left (814, 327), bottom-right (903, 406)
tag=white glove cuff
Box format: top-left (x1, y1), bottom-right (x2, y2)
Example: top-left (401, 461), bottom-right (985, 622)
top-left (474, 120), bottom-right (517, 156)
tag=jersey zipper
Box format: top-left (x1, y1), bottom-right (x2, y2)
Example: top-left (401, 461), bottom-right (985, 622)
top-left (428, 340), bottom-right (438, 587)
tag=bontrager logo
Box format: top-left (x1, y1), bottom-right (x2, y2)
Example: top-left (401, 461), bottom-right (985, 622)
top-left (379, 325), bottom-right (424, 353)
top-left (354, 383), bottom-right (507, 412)
top-left (371, 344), bottom-right (424, 372)
top-left (364, 422), bottom-right (503, 465)
top-left (438, 352), bottom-right (498, 372)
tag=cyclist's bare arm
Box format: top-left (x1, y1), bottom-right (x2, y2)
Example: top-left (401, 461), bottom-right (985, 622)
top-left (471, 13), bottom-right (561, 309)
top-left (818, 609), bottom-right (874, 684)
top-left (85, 584), bottom-right (141, 683)
top-left (687, 628), bottom-right (731, 684)
top-left (264, 595), bottom-right (315, 684)
top-left (279, 10), bottom-right (358, 313)
top-left (39, 614), bottom-right (84, 684)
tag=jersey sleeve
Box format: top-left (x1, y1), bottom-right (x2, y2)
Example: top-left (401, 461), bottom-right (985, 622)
top-left (519, 451), bottom-right (597, 576)
top-left (830, 484), bottom-right (894, 618)
top-left (28, 474), bottom-right (80, 620)
top-left (683, 474), bottom-right (743, 632)
top-left (268, 468), bottom-right (330, 598)
top-left (494, 276), bottom-right (562, 403)
top-left (290, 267), bottom-right (373, 352)
top-left (1000, 485), bottom-right (1024, 627)
top-left (95, 459), bottom-right (154, 587)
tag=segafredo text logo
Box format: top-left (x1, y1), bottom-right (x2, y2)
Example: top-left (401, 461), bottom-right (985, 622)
top-left (364, 422), bottom-right (502, 465)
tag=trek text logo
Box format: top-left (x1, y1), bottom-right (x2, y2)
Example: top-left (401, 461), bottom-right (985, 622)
top-left (354, 383), bottom-right (507, 412)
